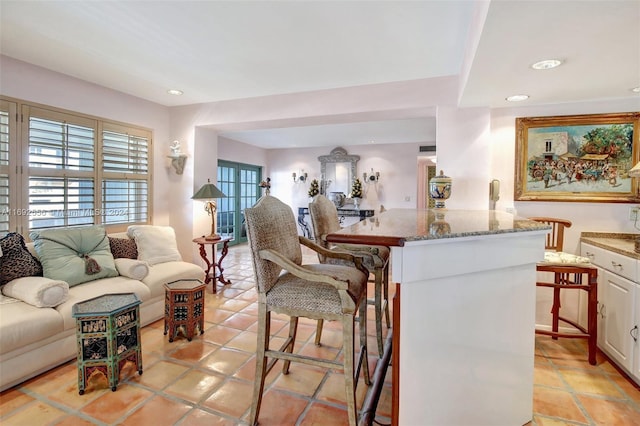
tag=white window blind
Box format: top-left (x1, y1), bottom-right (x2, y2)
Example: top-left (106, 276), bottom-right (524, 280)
top-left (27, 108), bottom-right (96, 230)
top-left (28, 116), bottom-right (95, 171)
top-left (102, 179), bottom-right (148, 224)
top-left (29, 176), bottom-right (95, 229)
top-left (101, 125), bottom-right (150, 225)
top-left (103, 130), bottom-right (148, 174)
top-left (0, 98), bottom-right (152, 233)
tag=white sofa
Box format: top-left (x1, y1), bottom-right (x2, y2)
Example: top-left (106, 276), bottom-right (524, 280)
top-left (0, 228), bottom-right (204, 391)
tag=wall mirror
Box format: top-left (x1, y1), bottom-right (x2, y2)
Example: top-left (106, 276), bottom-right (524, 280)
top-left (318, 147), bottom-right (360, 196)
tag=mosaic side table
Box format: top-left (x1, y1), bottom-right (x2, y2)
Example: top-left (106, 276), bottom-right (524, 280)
top-left (164, 279), bottom-right (206, 342)
top-left (72, 293), bottom-right (142, 394)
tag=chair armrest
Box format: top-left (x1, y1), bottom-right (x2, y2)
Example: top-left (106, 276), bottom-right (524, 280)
top-left (259, 248), bottom-right (349, 290)
top-left (299, 237), bottom-right (367, 274)
top-left (335, 243), bottom-right (380, 256)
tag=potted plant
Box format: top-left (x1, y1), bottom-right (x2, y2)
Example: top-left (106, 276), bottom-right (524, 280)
top-left (350, 178), bottom-right (363, 208)
top-left (308, 179), bottom-right (320, 198)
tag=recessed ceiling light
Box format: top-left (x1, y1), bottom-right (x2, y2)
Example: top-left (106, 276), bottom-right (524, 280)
top-left (506, 94), bottom-right (530, 102)
top-left (167, 89), bottom-right (183, 96)
top-left (632, 87), bottom-right (640, 93)
top-left (531, 59), bottom-right (563, 70)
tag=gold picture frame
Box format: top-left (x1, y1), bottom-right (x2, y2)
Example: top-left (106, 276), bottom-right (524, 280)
top-left (515, 112), bottom-right (640, 203)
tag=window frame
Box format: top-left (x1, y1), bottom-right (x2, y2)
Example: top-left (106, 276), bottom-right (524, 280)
top-left (0, 96), bottom-right (153, 235)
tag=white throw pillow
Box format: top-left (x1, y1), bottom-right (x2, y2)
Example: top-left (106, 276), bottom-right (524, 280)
top-left (2, 276), bottom-right (69, 308)
top-left (114, 258), bottom-right (150, 280)
top-left (127, 225), bottom-right (182, 265)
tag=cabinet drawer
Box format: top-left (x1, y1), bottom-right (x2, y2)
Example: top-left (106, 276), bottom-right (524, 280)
top-left (581, 243), bottom-right (638, 282)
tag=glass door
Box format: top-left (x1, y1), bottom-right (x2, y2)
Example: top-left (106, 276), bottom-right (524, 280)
top-left (216, 160), bottom-right (261, 245)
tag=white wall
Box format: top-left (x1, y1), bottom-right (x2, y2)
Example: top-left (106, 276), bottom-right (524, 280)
top-left (263, 142), bottom-right (422, 214)
top-left (436, 106), bottom-right (492, 209)
top-left (489, 98), bottom-right (640, 254)
top-left (4, 55), bottom-right (639, 260)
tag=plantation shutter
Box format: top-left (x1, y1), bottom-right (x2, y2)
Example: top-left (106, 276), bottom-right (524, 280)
top-left (26, 107), bottom-right (96, 230)
top-left (101, 124), bottom-right (150, 225)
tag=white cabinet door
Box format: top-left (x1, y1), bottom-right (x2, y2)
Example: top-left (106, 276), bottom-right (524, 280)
top-left (602, 270), bottom-right (636, 372)
top-left (633, 283), bottom-right (640, 382)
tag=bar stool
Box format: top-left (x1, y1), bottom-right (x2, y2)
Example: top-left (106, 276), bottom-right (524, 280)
top-left (531, 217), bottom-right (598, 365)
top-left (309, 195), bottom-right (390, 356)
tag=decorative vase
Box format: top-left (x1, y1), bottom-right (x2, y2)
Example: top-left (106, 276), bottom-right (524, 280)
top-left (429, 170), bottom-right (452, 208)
top-left (353, 197), bottom-right (361, 209)
top-left (329, 192), bottom-right (346, 208)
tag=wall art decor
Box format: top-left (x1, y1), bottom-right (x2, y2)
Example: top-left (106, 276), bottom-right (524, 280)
top-left (515, 112), bottom-right (639, 202)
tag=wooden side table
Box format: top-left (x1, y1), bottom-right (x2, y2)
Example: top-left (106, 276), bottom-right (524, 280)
top-left (72, 293), bottom-right (142, 394)
top-left (193, 236), bottom-right (232, 293)
top-left (164, 279), bottom-right (206, 342)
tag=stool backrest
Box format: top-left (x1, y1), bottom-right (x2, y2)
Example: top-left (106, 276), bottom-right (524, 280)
top-left (529, 217), bottom-right (572, 252)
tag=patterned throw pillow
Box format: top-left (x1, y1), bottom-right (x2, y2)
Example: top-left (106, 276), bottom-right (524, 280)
top-left (0, 233), bottom-right (43, 286)
top-left (109, 237), bottom-right (138, 259)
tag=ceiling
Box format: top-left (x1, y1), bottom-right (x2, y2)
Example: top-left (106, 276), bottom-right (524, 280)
top-left (1, 0), bottom-right (639, 149)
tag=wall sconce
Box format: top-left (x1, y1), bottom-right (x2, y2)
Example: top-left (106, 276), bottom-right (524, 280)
top-left (292, 170), bottom-right (308, 183)
top-left (168, 140), bottom-right (187, 174)
top-left (191, 179), bottom-right (227, 241)
top-left (363, 168), bottom-right (380, 183)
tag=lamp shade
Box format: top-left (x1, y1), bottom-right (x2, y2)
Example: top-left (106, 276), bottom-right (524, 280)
top-left (192, 179), bottom-right (226, 200)
top-left (629, 161), bottom-right (640, 178)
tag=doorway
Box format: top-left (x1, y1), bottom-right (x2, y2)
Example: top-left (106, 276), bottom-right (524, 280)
top-left (216, 160), bottom-right (261, 245)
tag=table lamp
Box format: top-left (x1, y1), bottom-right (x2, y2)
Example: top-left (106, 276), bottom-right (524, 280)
top-left (192, 179), bottom-right (226, 241)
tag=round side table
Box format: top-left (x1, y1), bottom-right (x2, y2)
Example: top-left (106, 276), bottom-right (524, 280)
top-left (192, 236), bottom-right (232, 293)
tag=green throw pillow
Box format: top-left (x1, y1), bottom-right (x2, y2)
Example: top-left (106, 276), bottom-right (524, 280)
top-left (30, 225), bottom-right (118, 287)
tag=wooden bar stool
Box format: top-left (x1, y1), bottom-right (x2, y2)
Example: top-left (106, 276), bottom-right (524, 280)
top-left (531, 217), bottom-right (598, 365)
top-left (535, 263), bottom-right (598, 365)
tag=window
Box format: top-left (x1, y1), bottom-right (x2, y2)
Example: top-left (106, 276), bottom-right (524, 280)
top-left (0, 100), bottom-right (17, 233)
top-left (101, 124), bottom-right (149, 225)
top-left (0, 97), bottom-right (152, 234)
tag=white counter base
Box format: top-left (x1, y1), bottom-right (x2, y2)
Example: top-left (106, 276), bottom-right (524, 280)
top-left (392, 231), bottom-right (546, 425)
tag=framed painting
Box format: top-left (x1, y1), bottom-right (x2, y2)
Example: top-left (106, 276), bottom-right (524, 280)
top-left (515, 112), bottom-right (640, 202)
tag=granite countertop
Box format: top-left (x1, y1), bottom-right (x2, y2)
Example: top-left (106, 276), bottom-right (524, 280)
top-left (327, 208), bottom-right (550, 247)
top-left (580, 232), bottom-right (640, 260)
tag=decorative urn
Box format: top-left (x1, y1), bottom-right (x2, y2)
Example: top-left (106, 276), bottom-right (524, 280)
top-left (429, 170), bottom-right (452, 208)
top-left (330, 192), bottom-right (346, 208)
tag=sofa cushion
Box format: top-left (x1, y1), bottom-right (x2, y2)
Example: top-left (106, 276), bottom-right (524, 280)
top-left (143, 261), bottom-right (205, 299)
top-left (0, 301), bottom-right (65, 354)
top-left (108, 237), bottom-right (138, 259)
top-left (55, 276), bottom-right (152, 330)
top-left (127, 225), bottom-right (182, 265)
top-left (30, 225), bottom-right (118, 287)
top-left (541, 251), bottom-right (593, 266)
top-left (114, 258), bottom-right (149, 280)
top-left (0, 233), bottom-right (43, 286)
top-left (2, 277), bottom-right (69, 308)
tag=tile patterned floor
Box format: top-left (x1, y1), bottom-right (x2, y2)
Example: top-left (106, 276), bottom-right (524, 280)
top-left (1, 244), bottom-right (639, 425)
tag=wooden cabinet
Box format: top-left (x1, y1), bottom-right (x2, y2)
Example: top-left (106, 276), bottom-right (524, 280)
top-left (581, 242), bottom-right (639, 384)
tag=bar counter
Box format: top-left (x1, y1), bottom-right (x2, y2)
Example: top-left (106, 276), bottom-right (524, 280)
top-left (327, 209), bottom-right (549, 426)
top-left (327, 208), bottom-right (549, 247)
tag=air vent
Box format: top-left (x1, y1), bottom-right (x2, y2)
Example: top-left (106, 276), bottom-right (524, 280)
top-left (419, 146), bottom-right (436, 153)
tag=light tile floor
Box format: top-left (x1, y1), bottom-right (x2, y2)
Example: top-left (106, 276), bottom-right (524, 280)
top-left (1, 244), bottom-right (639, 425)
